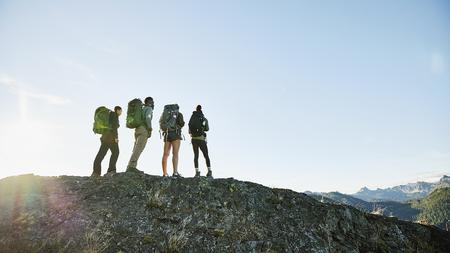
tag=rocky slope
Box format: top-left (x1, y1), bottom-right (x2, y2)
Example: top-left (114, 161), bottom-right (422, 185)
top-left (0, 174), bottom-right (449, 253)
top-left (412, 187), bottom-right (450, 229)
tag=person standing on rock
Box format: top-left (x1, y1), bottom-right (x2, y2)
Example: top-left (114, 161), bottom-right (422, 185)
top-left (160, 104), bottom-right (185, 177)
top-left (92, 106), bottom-right (122, 177)
top-left (188, 105), bottom-right (212, 178)
top-left (126, 97), bottom-right (154, 173)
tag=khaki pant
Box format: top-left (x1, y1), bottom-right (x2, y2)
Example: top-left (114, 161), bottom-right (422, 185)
top-left (127, 125), bottom-right (149, 169)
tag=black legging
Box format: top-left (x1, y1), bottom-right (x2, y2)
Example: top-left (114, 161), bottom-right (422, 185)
top-left (192, 139), bottom-right (211, 168)
top-left (93, 140), bottom-right (119, 175)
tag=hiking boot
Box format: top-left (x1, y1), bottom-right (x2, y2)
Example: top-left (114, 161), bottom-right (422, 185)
top-left (104, 171), bottom-right (116, 177)
top-left (172, 172), bottom-right (183, 178)
top-left (194, 171), bottom-right (200, 178)
top-left (206, 170), bottom-right (213, 178)
top-left (126, 167), bottom-right (144, 174)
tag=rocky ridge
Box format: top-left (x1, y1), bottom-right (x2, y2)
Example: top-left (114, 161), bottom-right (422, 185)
top-left (0, 173), bottom-right (449, 253)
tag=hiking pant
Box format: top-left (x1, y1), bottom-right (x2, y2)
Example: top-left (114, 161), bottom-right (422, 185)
top-left (127, 125), bottom-right (149, 169)
top-left (192, 139), bottom-right (211, 169)
top-left (93, 140), bottom-right (119, 175)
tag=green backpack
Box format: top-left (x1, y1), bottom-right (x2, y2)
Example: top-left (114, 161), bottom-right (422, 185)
top-left (160, 104), bottom-right (179, 132)
top-left (93, 106), bottom-right (112, 134)
top-left (126, 98), bottom-right (145, 129)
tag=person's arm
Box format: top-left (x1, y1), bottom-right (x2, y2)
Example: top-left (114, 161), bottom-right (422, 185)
top-left (177, 113), bottom-right (185, 128)
top-left (204, 118), bottom-right (209, 132)
top-left (188, 114), bottom-right (193, 134)
top-left (110, 112), bottom-right (119, 140)
top-left (144, 106), bottom-right (153, 130)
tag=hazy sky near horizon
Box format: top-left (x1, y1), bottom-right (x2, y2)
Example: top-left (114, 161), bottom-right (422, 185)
top-left (0, 0), bottom-right (449, 193)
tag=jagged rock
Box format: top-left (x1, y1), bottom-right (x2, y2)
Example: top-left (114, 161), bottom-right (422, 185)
top-left (0, 173), bottom-right (449, 253)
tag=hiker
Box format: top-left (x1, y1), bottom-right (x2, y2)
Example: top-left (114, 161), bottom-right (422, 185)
top-left (189, 105), bottom-right (212, 178)
top-left (126, 97), bottom-right (154, 173)
top-left (160, 104), bottom-right (185, 177)
top-left (92, 106), bottom-right (122, 177)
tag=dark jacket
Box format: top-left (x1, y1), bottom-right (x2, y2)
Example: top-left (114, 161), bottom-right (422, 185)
top-left (101, 112), bottom-right (120, 143)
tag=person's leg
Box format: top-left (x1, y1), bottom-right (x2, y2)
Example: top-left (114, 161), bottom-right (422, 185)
top-left (192, 140), bottom-right (200, 170)
top-left (199, 141), bottom-right (212, 177)
top-left (93, 141), bottom-right (109, 176)
top-left (162, 142), bottom-right (172, 176)
top-left (127, 126), bottom-right (148, 170)
top-left (171, 140), bottom-right (181, 174)
top-left (107, 142), bottom-right (120, 173)
top-left (199, 141), bottom-right (211, 168)
top-left (127, 129), bottom-right (140, 169)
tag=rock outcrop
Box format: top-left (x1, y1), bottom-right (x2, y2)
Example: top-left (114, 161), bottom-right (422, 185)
top-left (0, 173), bottom-right (449, 252)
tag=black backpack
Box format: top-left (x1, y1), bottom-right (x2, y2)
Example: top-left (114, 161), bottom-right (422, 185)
top-left (189, 112), bottom-right (206, 137)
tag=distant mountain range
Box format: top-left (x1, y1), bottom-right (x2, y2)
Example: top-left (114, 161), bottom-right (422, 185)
top-left (307, 192), bottom-right (419, 221)
top-left (353, 175), bottom-right (450, 202)
top-left (305, 175), bottom-right (450, 230)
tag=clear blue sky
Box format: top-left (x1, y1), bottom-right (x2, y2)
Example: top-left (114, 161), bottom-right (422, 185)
top-left (0, 0), bottom-right (449, 193)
